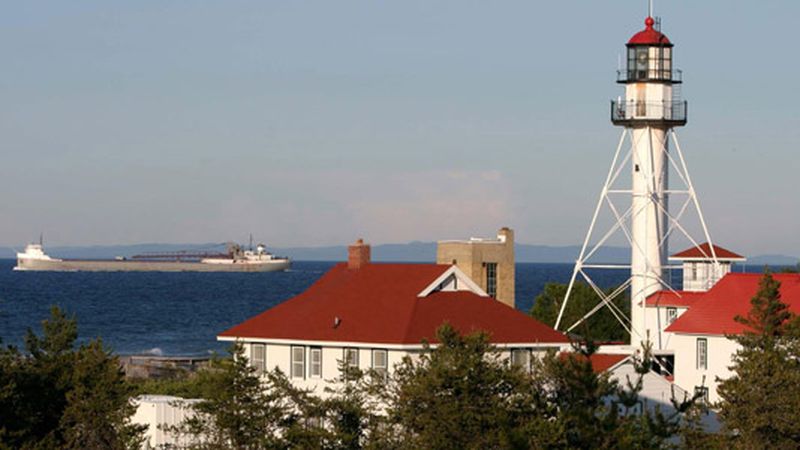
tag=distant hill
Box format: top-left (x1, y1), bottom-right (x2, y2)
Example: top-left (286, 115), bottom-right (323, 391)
top-left (746, 254), bottom-right (800, 267)
top-left (1, 242), bottom-right (796, 265)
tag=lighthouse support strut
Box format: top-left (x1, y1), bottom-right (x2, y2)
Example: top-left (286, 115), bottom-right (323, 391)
top-left (555, 129), bottom-right (720, 347)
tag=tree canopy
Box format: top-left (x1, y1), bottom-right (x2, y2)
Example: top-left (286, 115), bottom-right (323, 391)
top-left (530, 282), bottom-right (631, 343)
top-left (0, 306), bottom-right (144, 449)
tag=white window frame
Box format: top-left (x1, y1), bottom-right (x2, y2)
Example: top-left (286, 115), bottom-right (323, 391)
top-left (511, 348), bottom-right (532, 372)
top-left (344, 348), bottom-right (359, 369)
top-left (251, 343), bottom-right (266, 374)
top-left (309, 347), bottom-right (322, 379)
top-left (666, 307), bottom-right (678, 324)
top-left (291, 346), bottom-right (306, 379)
top-left (372, 349), bottom-right (388, 379)
top-left (696, 338), bottom-right (707, 370)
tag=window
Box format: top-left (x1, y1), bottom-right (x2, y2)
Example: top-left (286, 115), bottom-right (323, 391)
top-left (511, 349), bottom-right (531, 372)
top-left (691, 263), bottom-right (698, 281)
top-left (485, 262), bottom-right (498, 298)
top-left (696, 338), bottom-right (707, 370)
top-left (372, 349), bottom-right (388, 379)
top-left (251, 343), bottom-right (266, 373)
top-left (694, 386), bottom-right (709, 405)
top-left (310, 347), bottom-right (322, 378)
top-left (344, 348), bottom-right (359, 369)
top-left (291, 346), bottom-right (305, 378)
top-left (666, 307), bottom-right (678, 324)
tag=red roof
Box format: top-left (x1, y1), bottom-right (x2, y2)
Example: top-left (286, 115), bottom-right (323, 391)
top-left (559, 352), bottom-right (629, 373)
top-left (670, 242), bottom-right (745, 260)
top-left (628, 17), bottom-right (671, 46)
top-left (645, 290), bottom-right (706, 308)
top-left (666, 273), bottom-right (800, 335)
top-left (219, 263), bottom-right (568, 345)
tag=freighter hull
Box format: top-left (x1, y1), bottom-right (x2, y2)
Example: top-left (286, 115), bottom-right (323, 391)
top-left (15, 258), bottom-right (290, 273)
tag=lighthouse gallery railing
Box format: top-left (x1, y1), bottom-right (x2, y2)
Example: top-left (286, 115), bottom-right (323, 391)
top-left (611, 100), bottom-right (687, 125)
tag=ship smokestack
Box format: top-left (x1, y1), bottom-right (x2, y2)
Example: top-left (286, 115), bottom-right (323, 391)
top-left (348, 239), bottom-right (371, 270)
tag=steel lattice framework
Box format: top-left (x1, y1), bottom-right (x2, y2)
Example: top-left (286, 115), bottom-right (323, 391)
top-left (555, 127), bottom-right (720, 347)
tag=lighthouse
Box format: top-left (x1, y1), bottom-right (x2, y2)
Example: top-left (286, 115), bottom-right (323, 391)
top-left (556, 15), bottom-right (718, 350)
top-left (615, 17), bottom-right (684, 347)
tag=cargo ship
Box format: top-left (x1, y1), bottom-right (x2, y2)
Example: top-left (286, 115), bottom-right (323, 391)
top-left (14, 242), bottom-right (290, 272)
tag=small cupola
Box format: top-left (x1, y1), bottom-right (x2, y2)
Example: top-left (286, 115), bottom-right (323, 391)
top-left (669, 243), bottom-right (746, 292)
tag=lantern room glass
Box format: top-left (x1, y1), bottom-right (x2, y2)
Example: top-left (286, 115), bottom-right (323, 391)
top-left (627, 46), bottom-right (673, 81)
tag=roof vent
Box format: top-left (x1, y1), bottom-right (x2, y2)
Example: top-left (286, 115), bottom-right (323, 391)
top-left (333, 316), bottom-right (341, 328)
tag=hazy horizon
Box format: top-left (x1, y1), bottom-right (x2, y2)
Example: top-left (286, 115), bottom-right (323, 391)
top-left (2, 2), bottom-right (798, 257)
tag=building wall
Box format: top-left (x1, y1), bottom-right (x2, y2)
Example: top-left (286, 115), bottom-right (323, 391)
top-left (244, 341), bottom-right (558, 397)
top-left (436, 227), bottom-right (515, 308)
top-left (644, 305), bottom-right (688, 351)
top-left (132, 395), bottom-right (200, 449)
top-left (680, 261), bottom-right (733, 292)
top-left (607, 361), bottom-right (721, 432)
top-left (670, 333), bottom-right (739, 404)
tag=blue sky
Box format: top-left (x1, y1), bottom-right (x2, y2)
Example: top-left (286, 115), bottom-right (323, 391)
top-left (1, 1), bottom-right (797, 257)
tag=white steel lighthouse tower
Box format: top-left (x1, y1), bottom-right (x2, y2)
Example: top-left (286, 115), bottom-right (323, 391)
top-left (555, 16), bottom-right (719, 350)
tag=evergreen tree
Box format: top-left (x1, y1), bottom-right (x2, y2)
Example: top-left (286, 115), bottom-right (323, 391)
top-left (60, 339), bottom-right (145, 449)
top-left (380, 323), bottom-right (541, 450)
top-left (717, 271), bottom-right (800, 449)
top-left (0, 307), bottom-right (144, 449)
top-left (171, 343), bottom-right (295, 450)
top-left (530, 282), bottom-right (630, 342)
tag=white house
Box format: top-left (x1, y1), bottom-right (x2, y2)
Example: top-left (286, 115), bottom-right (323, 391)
top-left (664, 273), bottom-right (800, 404)
top-left (217, 239), bottom-right (570, 396)
top-left (640, 243), bottom-right (800, 404)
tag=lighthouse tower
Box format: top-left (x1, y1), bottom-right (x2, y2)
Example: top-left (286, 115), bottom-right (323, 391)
top-left (555, 16), bottom-right (718, 350)
top-left (617, 17), bottom-right (683, 347)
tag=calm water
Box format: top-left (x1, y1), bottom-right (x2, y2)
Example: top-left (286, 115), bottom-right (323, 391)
top-left (0, 259), bottom-right (764, 356)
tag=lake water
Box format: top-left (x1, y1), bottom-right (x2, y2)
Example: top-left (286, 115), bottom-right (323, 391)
top-left (0, 259), bottom-right (764, 356)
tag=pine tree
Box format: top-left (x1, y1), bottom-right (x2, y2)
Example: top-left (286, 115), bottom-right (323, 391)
top-left (381, 323), bottom-right (536, 450)
top-left (717, 271), bottom-right (800, 449)
top-left (0, 307), bottom-right (144, 449)
top-left (172, 343), bottom-right (296, 449)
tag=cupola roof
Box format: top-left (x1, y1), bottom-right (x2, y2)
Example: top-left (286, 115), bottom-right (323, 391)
top-left (628, 17), bottom-right (672, 46)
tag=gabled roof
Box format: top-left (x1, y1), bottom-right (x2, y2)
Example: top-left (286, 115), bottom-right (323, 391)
top-left (669, 242), bottom-right (745, 261)
top-left (219, 263), bottom-right (568, 345)
top-left (645, 290), bottom-right (706, 308)
top-left (666, 273), bottom-right (800, 335)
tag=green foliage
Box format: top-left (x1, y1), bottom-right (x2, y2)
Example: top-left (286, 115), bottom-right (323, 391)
top-left (129, 357), bottom-right (229, 399)
top-left (380, 324), bottom-right (537, 449)
top-left (0, 306), bottom-right (144, 449)
top-left (169, 343), bottom-right (309, 450)
top-left (717, 271), bottom-right (800, 449)
top-left (530, 282), bottom-right (631, 342)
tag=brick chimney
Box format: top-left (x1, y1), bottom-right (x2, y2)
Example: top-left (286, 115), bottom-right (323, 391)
top-left (348, 238), bottom-right (371, 269)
